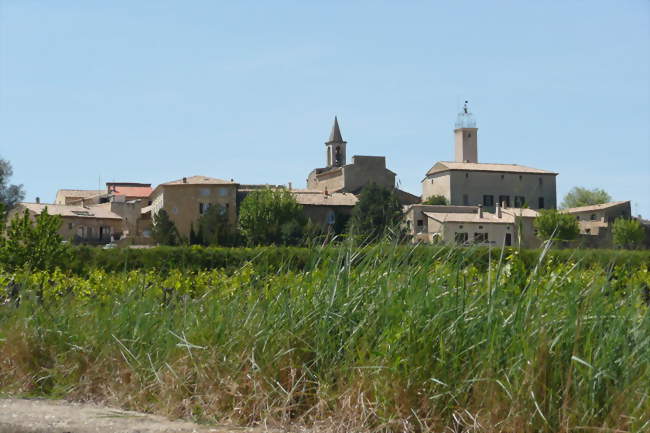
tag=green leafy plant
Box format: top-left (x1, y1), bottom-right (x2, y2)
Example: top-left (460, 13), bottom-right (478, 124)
top-left (612, 218), bottom-right (645, 249)
top-left (238, 188), bottom-right (306, 245)
top-left (349, 183), bottom-right (404, 241)
top-left (1, 207), bottom-right (69, 271)
top-left (423, 194), bottom-right (448, 205)
top-left (561, 186), bottom-right (611, 208)
top-left (534, 209), bottom-right (580, 241)
top-left (152, 209), bottom-right (180, 246)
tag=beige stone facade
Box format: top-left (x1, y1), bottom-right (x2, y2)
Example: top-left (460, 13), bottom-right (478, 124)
top-left (149, 176), bottom-right (238, 240)
top-left (8, 203), bottom-right (123, 244)
top-left (423, 163), bottom-right (557, 210)
top-left (405, 204), bottom-right (541, 248)
top-left (562, 201), bottom-right (631, 248)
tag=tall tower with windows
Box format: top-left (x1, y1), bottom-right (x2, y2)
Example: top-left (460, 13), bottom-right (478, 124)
top-left (326, 116), bottom-right (347, 167)
top-left (454, 101), bottom-right (478, 163)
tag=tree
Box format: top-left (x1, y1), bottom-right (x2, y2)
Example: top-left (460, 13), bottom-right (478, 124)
top-left (1, 208), bottom-right (69, 271)
top-left (423, 195), bottom-right (448, 205)
top-left (612, 218), bottom-right (645, 249)
top-left (194, 205), bottom-right (239, 246)
top-left (561, 187), bottom-right (611, 209)
top-left (152, 210), bottom-right (180, 246)
top-left (534, 209), bottom-right (580, 242)
top-left (239, 188), bottom-right (306, 245)
top-left (0, 158), bottom-right (25, 210)
top-left (349, 183), bottom-right (404, 241)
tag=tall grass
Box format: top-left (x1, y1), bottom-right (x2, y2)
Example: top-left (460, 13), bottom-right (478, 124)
top-left (0, 242), bottom-right (648, 432)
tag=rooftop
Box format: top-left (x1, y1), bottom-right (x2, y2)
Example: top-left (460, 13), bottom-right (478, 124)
top-left (291, 189), bottom-right (358, 206)
top-left (562, 201), bottom-right (630, 214)
top-left (17, 202), bottom-right (122, 220)
top-left (424, 211), bottom-right (515, 224)
top-left (426, 161), bottom-right (557, 176)
top-left (160, 175), bottom-right (237, 186)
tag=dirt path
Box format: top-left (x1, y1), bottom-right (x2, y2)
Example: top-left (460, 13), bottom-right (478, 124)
top-left (0, 398), bottom-right (283, 433)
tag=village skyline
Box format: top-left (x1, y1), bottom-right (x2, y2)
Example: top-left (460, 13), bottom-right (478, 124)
top-left (1, 1), bottom-right (648, 216)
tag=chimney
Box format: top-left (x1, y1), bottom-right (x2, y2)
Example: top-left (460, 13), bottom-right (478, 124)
top-left (496, 202), bottom-right (502, 219)
top-left (35, 197), bottom-right (40, 204)
top-left (478, 204), bottom-right (483, 218)
top-left (182, 177), bottom-right (187, 184)
top-left (324, 187), bottom-right (329, 196)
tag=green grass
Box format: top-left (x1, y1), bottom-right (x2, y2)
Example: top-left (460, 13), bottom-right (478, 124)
top-left (0, 242), bottom-right (648, 432)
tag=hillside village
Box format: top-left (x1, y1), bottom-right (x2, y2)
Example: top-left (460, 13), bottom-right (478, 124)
top-left (8, 104), bottom-right (640, 249)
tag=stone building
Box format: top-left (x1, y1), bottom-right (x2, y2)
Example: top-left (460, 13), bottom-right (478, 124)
top-left (404, 203), bottom-right (541, 248)
top-left (422, 102), bottom-right (557, 210)
top-left (8, 202), bottom-right (124, 244)
top-left (563, 201), bottom-right (631, 248)
top-left (307, 117), bottom-right (419, 205)
top-left (149, 175), bottom-right (238, 240)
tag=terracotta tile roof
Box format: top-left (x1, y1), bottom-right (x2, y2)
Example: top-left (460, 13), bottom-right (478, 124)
top-left (161, 175), bottom-right (237, 186)
top-left (562, 201), bottom-right (630, 214)
top-left (423, 211), bottom-right (515, 224)
top-left (17, 202), bottom-right (122, 220)
top-left (291, 190), bottom-right (358, 206)
top-left (426, 161), bottom-right (557, 176)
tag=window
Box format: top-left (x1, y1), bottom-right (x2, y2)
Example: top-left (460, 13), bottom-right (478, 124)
top-left (474, 232), bottom-right (488, 243)
top-left (590, 214), bottom-right (596, 221)
top-left (519, 175), bottom-right (523, 181)
top-left (576, 216), bottom-right (580, 220)
top-left (459, 225), bottom-right (463, 229)
top-left (478, 225), bottom-right (484, 229)
top-left (483, 195), bottom-right (494, 206)
top-left (500, 174), bottom-right (505, 180)
top-left (219, 187), bottom-right (229, 197)
top-left (514, 196), bottom-right (525, 207)
top-left (416, 219), bottom-right (423, 226)
top-left (538, 197), bottom-right (545, 209)
top-left (463, 194), bottom-right (469, 205)
top-left (465, 173), bottom-right (469, 178)
top-left (498, 195), bottom-right (510, 207)
top-left (68, 223), bottom-right (73, 229)
top-left (199, 203), bottom-right (211, 214)
top-left (585, 228), bottom-right (591, 234)
top-left (172, 206), bottom-right (179, 215)
top-left (455, 232), bottom-right (468, 244)
top-left (200, 188), bottom-right (211, 197)
top-left (505, 233), bottom-right (512, 246)
top-left (326, 211), bottom-right (336, 225)
top-left (538, 177), bottom-right (543, 186)
top-left (218, 205), bottom-right (227, 216)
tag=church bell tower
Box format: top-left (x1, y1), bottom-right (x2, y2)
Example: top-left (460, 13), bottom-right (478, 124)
top-left (454, 101), bottom-right (478, 163)
top-left (326, 116), bottom-right (347, 168)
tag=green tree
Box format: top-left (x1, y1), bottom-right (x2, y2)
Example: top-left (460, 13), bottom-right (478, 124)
top-left (561, 186), bottom-right (611, 209)
top-left (534, 209), bottom-right (580, 242)
top-left (423, 195), bottom-right (448, 205)
top-left (195, 205), bottom-right (239, 246)
top-left (152, 209), bottom-right (180, 246)
top-left (1, 208), bottom-right (69, 271)
top-left (612, 218), bottom-right (645, 249)
top-left (349, 183), bottom-right (404, 241)
top-left (239, 188), bottom-right (306, 245)
top-left (0, 158), bottom-right (25, 210)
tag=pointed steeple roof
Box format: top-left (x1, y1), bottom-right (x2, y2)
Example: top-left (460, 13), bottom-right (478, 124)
top-left (327, 116), bottom-right (345, 143)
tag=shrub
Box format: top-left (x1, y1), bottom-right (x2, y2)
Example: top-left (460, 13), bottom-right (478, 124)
top-left (534, 209), bottom-right (580, 241)
top-left (612, 218), bottom-right (645, 249)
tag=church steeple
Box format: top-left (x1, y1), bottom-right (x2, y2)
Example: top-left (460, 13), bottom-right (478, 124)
top-left (325, 116), bottom-right (347, 167)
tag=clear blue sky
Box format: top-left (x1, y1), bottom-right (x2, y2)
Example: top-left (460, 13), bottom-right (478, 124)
top-left (1, 1), bottom-right (649, 216)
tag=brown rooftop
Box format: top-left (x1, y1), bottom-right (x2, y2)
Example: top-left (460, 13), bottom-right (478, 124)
top-left (562, 201), bottom-right (630, 214)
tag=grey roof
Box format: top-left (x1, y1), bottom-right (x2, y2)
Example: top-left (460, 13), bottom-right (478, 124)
top-left (327, 116), bottom-right (345, 143)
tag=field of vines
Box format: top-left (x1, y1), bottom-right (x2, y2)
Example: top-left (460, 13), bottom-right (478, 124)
top-left (1, 243), bottom-right (649, 432)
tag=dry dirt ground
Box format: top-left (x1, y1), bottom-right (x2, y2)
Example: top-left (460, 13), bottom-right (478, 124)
top-left (0, 398), bottom-right (287, 433)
